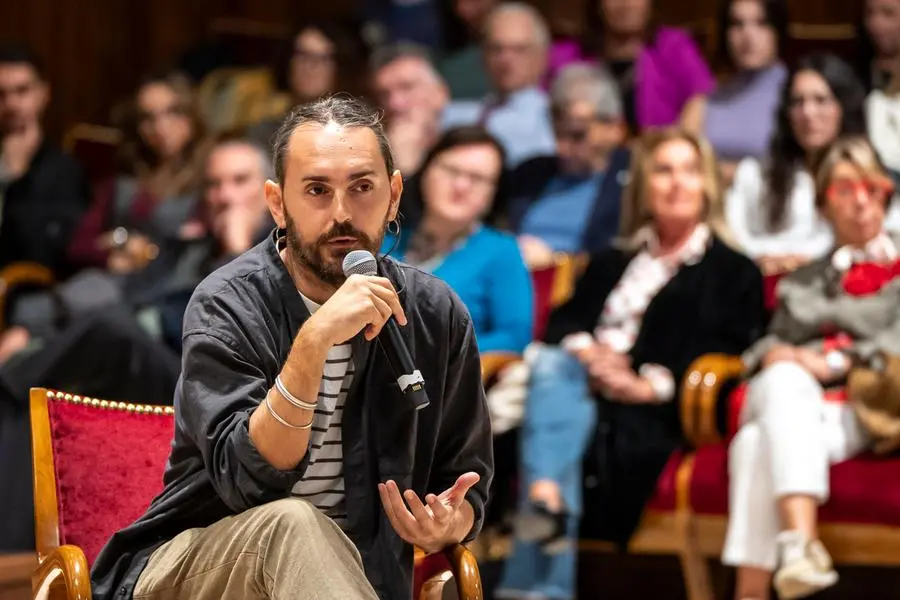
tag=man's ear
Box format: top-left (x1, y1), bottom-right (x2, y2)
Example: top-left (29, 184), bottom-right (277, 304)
top-left (264, 180), bottom-right (286, 228)
top-left (388, 169), bottom-right (404, 222)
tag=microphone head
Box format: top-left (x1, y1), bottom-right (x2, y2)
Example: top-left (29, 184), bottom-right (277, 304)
top-left (342, 250), bottom-right (378, 277)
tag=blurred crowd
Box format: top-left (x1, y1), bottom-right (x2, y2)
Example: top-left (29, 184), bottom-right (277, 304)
top-left (2, 0), bottom-right (900, 598)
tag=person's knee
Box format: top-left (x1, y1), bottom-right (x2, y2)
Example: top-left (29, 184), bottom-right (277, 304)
top-left (254, 498), bottom-right (326, 535)
top-left (729, 423), bottom-right (762, 472)
top-left (530, 345), bottom-right (583, 381)
top-left (749, 362), bottom-right (820, 415)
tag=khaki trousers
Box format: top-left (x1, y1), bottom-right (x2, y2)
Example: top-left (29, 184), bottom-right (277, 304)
top-left (133, 497), bottom-right (379, 600)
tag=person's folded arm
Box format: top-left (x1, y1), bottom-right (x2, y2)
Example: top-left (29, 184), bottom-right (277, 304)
top-left (179, 331), bottom-right (312, 513)
top-left (478, 238), bottom-right (534, 353)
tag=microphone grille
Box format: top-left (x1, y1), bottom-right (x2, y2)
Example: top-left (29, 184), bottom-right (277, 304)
top-left (342, 250), bottom-right (378, 277)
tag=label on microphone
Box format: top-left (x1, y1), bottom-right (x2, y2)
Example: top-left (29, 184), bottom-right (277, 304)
top-left (397, 370), bottom-right (425, 393)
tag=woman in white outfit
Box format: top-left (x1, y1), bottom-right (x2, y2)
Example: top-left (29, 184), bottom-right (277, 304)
top-left (723, 136), bottom-right (900, 600)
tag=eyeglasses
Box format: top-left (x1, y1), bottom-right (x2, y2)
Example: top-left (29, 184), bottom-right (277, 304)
top-left (826, 178), bottom-right (895, 203)
top-left (433, 161), bottom-right (497, 189)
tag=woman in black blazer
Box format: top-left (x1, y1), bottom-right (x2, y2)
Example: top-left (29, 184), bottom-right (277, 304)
top-left (497, 127), bottom-right (766, 599)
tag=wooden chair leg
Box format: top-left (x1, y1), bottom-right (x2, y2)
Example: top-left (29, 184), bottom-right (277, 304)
top-left (678, 514), bottom-right (714, 600)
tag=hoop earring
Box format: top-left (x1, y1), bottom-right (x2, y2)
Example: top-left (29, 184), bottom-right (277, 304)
top-left (387, 219), bottom-right (401, 236)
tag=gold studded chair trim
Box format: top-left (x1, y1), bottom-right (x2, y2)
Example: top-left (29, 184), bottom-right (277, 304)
top-left (44, 389), bottom-right (175, 415)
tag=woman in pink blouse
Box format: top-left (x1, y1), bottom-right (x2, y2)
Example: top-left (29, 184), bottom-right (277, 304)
top-left (547, 0), bottom-right (716, 134)
top-left (496, 128), bottom-right (764, 599)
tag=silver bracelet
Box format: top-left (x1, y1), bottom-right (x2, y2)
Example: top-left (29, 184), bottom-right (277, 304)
top-left (264, 393), bottom-right (313, 430)
top-left (274, 375), bottom-right (318, 411)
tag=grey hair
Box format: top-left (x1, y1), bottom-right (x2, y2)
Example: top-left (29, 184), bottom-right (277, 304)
top-left (550, 63), bottom-right (623, 119)
top-left (212, 138), bottom-right (275, 180)
top-left (369, 42), bottom-right (440, 83)
top-left (272, 94), bottom-right (394, 184)
top-left (484, 2), bottom-right (550, 49)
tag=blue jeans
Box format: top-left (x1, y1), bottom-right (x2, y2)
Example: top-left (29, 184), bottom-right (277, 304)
top-left (497, 346), bottom-right (597, 599)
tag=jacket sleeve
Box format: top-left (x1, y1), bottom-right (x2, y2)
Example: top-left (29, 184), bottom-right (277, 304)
top-left (428, 307), bottom-right (493, 542)
top-left (669, 258), bottom-right (766, 392)
top-left (178, 330), bottom-right (311, 513)
top-left (476, 237), bottom-right (534, 353)
top-left (542, 250), bottom-right (615, 344)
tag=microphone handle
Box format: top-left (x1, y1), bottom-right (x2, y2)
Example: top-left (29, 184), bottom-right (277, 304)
top-left (380, 318), bottom-right (430, 410)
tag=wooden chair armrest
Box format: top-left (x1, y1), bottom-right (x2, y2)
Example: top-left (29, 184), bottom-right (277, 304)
top-left (0, 262), bottom-right (54, 331)
top-left (481, 352), bottom-right (522, 385)
top-left (680, 353), bottom-right (746, 447)
top-left (444, 544), bottom-right (483, 600)
top-left (32, 545), bottom-right (91, 600)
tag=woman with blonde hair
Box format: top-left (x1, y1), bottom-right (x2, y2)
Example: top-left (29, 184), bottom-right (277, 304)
top-left (723, 136), bottom-right (899, 600)
top-left (497, 127), bottom-right (766, 600)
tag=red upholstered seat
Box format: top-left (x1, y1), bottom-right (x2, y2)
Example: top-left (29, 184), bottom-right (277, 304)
top-left (530, 264), bottom-right (556, 340)
top-left (688, 434), bottom-right (900, 526)
top-left (646, 450), bottom-right (684, 512)
top-left (49, 398), bottom-right (172, 565)
top-left (43, 392), bottom-right (461, 597)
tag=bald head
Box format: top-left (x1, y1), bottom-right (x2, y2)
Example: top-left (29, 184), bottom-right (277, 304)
top-left (483, 2), bottom-right (549, 94)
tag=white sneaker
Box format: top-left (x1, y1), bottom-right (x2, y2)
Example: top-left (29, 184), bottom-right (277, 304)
top-left (773, 531), bottom-right (839, 599)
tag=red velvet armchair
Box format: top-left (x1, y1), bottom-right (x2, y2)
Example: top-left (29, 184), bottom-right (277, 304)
top-left (676, 271), bottom-right (900, 598)
top-left (29, 388), bottom-right (484, 600)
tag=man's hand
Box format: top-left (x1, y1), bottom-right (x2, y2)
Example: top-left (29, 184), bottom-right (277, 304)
top-left (378, 472), bottom-right (480, 554)
top-left (793, 347), bottom-right (834, 382)
top-left (303, 274), bottom-right (407, 347)
top-left (517, 235), bottom-right (555, 269)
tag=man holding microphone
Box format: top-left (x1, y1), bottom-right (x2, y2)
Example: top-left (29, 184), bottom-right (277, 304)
top-left (90, 95), bottom-right (493, 600)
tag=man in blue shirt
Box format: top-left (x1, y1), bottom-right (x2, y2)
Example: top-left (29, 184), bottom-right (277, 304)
top-left (507, 63), bottom-right (632, 266)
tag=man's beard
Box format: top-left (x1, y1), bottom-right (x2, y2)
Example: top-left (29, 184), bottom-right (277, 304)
top-left (284, 211), bottom-right (387, 286)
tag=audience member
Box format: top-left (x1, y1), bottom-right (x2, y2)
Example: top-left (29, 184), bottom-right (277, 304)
top-left (548, 0), bottom-right (715, 134)
top-left (726, 53), bottom-right (867, 274)
top-left (858, 0), bottom-right (900, 92)
top-left (722, 137), bottom-right (898, 600)
top-left (0, 43), bottom-right (90, 276)
top-left (442, 2), bottom-right (556, 167)
top-left (495, 128), bottom-right (764, 600)
top-left (0, 136), bottom-right (273, 366)
top-left (382, 126), bottom-right (533, 353)
top-left (866, 65), bottom-right (900, 179)
top-left (68, 71), bottom-right (207, 274)
top-left (249, 22), bottom-right (349, 148)
top-left (438, 0), bottom-right (498, 99)
top-left (509, 63), bottom-right (630, 267)
top-left (682, 0), bottom-right (788, 185)
top-left (371, 43), bottom-right (450, 179)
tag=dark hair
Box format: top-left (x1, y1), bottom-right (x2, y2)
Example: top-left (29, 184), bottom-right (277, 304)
top-left (274, 19), bottom-right (359, 94)
top-left (0, 42), bottom-right (44, 79)
top-left (411, 126), bottom-right (508, 226)
top-left (114, 70), bottom-right (206, 197)
top-left (581, 0), bottom-right (660, 58)
top-left (765, 52), bottom-right (867, 230)
top-left (716, 0), bottom-right (788, 69)
top-left (272, 94), bottom-right (394, 184)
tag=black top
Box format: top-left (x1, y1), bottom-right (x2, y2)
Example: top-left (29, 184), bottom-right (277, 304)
top-left (90, 233), bottom-right (494, 600)
top-left (544, 235), bottom-right (766, 544)
top-left (0, 141), bottom-right (90, 275)
top-left (609, 59), bottom-right (638, 134)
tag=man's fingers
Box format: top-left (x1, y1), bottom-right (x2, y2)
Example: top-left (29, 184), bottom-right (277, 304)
top-left (365, 277), bottom-right (408, 326)
top-left (442, 472), bottom-right (480, 507)
top-left (379, 481), bottom-right (417, 537)
top-left (404, 489), bottom-right (435, 525)
top-left (363, 295), bottom-right (394, 340)
top-left (427, 494), bottom-right (451, 521)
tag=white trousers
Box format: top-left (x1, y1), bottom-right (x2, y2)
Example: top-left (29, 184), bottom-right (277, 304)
top-left (721, 362), bottom-right (871, 570)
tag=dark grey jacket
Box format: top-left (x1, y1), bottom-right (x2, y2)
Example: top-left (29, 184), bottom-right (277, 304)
top-left (90, 232), bottom-right (494, 600)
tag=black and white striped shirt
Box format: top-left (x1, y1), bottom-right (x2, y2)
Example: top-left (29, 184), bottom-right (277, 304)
top-left (290, 294), bottom-right (353, 527)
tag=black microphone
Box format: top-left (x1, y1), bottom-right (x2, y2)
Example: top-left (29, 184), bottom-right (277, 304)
top-left (342, 250), bottom-right (430, 410)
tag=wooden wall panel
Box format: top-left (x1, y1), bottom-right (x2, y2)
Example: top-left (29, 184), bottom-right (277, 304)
top-left (0, 0), bottom-right (355, 141)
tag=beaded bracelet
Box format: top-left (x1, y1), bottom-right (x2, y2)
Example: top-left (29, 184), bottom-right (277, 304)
top-left (264, 393), bottom-right (314, 430)
top-left (274, 375), bottom-right (318, 411)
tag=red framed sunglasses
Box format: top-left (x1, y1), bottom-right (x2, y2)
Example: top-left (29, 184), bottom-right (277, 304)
top-left (826, 177), bottom-right (895, 203)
